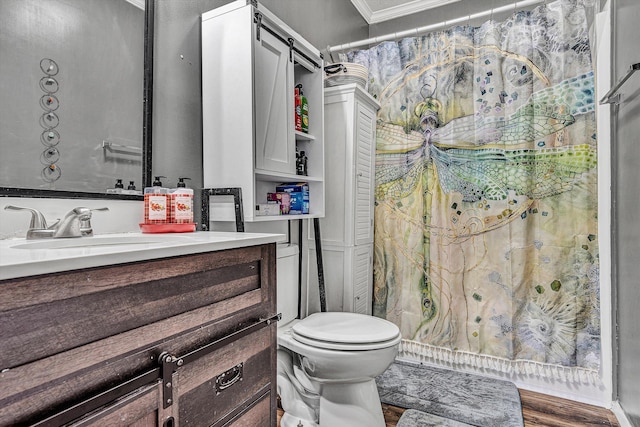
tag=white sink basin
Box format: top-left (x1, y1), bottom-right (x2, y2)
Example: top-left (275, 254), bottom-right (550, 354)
top-left (10, 235), bottom-right (174, 250)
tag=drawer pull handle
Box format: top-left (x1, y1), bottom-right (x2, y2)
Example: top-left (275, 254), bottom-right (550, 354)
top-left (215, 363), bottom-right (243, 394)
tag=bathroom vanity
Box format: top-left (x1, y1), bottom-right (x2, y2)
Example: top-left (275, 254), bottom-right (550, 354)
top-left (0, 232), bottom-right (284, 426)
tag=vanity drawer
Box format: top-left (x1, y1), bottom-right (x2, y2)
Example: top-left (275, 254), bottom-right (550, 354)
top-left (221, 391), bottom-right (272, 427)
top-left (0, 244), bottom-right (276, 370)
top-left (176, 322), bottom-right (277, 426)
top-left (67, 384), bottom-right (160, 427)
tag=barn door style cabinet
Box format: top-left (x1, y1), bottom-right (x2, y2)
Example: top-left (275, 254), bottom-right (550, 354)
top-left (306, 84), bottom-right (380, 315)
top-left (202, 0), bottom-right (325, 223)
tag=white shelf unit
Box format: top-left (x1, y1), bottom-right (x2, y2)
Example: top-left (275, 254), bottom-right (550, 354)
top-left (305, 83), bottom-right (380, 315)
top-left (201, 0), bottom-right (324, 223)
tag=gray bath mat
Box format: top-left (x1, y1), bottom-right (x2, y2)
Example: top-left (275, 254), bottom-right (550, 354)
top-left (376, 360), bottom-right (524, 427)
top-left (397, 409), bottom-right (475, 427)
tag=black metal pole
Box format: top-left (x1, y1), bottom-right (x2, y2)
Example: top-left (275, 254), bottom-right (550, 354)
top-left (313, 218), bottom-right (326, 312)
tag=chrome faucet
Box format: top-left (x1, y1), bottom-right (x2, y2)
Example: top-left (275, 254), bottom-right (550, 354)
top-left (4, 205), bottom-right (109, 239)
top-left (52, 207), bottom-right (92, 238)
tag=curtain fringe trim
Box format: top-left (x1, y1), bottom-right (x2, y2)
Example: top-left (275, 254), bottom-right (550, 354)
top-left (399, 339), bottom-right (600, 385)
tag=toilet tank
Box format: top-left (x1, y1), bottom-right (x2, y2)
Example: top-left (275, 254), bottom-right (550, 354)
top-left (277, 243), bottom-right (299, 326)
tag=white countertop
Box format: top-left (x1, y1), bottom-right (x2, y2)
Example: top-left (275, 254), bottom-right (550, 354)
top-left (0, 231), bottom-right (286, 281)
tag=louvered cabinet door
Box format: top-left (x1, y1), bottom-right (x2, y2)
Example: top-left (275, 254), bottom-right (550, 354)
top-left (350, 244), bottom-right (373, 314)
top-left (354, 99), bottom-right (376, 246)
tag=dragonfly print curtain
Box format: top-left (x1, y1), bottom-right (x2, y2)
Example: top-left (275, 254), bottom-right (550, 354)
top-left (345, 0), bottom-right (600, 383)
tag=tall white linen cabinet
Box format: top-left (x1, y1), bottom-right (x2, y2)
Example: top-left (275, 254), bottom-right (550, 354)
top-left (305, 84), bottom-right (380, 315)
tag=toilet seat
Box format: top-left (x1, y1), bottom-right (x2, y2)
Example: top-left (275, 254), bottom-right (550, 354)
top-left (290, 312), bottom-right (401, 351)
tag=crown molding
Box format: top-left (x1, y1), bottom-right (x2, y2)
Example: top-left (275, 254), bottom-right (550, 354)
top-left (351, 0), bottom-right (462, 24)
top-left (350, 0), bottom-right (375, 24)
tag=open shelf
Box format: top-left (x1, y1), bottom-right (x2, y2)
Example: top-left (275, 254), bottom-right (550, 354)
top-left (295, 130), bottom-right (316, 141)
top-left (255, 170), bottom-right (323, 183)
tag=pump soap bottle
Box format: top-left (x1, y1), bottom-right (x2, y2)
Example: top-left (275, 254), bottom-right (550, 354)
top-left (107, 179), bottom-right (124, 194)
top-left (170, 177), bottom-right (194, 224)
top-left (144, 176), bottom-right (169, 224)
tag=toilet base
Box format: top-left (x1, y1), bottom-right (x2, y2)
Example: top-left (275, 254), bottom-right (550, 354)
top-left (317, 379), bottom-right (386, 427)
top-left (280, 412), bottom-right (319, 427)
top-left (280, 379), bottom-right (386, 427)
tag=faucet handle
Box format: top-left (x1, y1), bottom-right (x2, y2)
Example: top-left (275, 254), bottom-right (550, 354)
top-left (4, 205), bottom-right (48, 229)
top-left (80, 207), bottom-right (109, 236)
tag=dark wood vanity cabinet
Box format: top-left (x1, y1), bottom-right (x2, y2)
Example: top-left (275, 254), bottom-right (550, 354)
top-left (0, 243), bottom-right (278, 427)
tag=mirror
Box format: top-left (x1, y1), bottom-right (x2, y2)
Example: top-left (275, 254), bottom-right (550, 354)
top-left (0, 0), bottom-right (153, 200)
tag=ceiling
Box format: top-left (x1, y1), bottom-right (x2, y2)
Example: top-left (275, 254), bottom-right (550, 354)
top-left (350, 0), bottom-right (461, 24)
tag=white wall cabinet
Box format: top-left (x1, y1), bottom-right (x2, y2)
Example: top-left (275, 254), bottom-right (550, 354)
top-left (202, 0), bottom-right (324, 223)
top-left (305, 84), bottom-right (380, 315)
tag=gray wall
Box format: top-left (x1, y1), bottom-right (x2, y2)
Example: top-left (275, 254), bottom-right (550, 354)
top-left (0, 0), bottom-right (144, 193)
top-left (614, 0), bottom-right (640, 424)
top-left (260, 0), bottom-right (369, 55)
top-left (152, 0), bottom-right (367, 221)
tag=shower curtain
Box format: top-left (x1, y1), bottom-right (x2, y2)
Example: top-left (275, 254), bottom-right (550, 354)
top-left (345, 0), bottom-right (600, 383)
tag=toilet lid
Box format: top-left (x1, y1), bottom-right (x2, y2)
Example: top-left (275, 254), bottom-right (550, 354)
top-left (291, 312), bottom-right (400, 347)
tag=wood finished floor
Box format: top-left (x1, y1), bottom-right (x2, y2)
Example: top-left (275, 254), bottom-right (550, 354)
top-left (277, 388), bottom-right (620, 427)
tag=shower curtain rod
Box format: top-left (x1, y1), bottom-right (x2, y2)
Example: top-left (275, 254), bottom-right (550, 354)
top-left (328, 0), bottom-right (546, 53)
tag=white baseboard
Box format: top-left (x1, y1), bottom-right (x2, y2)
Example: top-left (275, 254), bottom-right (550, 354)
top-left (611, 401), bottom-right (634, 427)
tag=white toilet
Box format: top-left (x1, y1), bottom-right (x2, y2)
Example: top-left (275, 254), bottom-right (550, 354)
top-left (276, 244), bottom-right (401, 427)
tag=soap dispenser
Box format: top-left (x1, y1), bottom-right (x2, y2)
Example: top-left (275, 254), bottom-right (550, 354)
top-left (144, 176), bottom-right (169, 224)
top-left (170, 177), bottom-right (193, 224)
